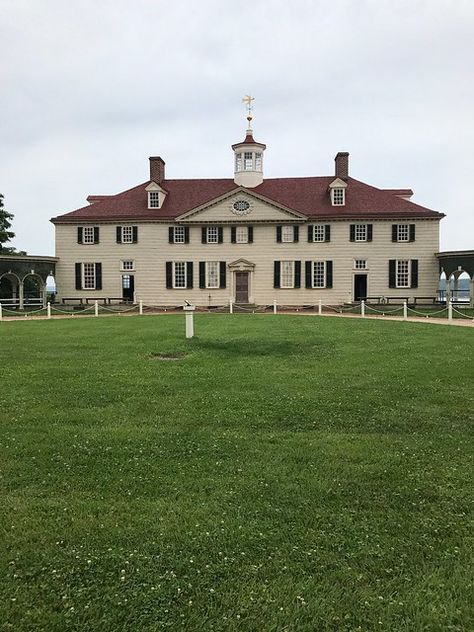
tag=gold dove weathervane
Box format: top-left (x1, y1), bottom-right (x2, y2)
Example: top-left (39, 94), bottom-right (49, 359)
top-left (242, 94), bottom-right (255, 126)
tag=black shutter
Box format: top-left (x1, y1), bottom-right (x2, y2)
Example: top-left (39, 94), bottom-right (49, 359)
top-left (325, 225), bottom-right (331, 242)
top-left (169, 227), bottom-right (174, 243)
top-left (293, 226), bottom-right (299, 242)
top-left (325, 261), bottom-right (333, 288)
top-left (186, 262), bottom-right (193, 289)
top-left (248, 226), bottom-right (253, 243)
top-left (219, 262), bottom-right (226, 288)
top-left (392, 225), bottom-right (398, 242)
top-left (116, 226), bottom-right (122, 243)
top-left (94, 227), bottom-right (99, 244)
top-left (201, 227), bottom-right (207, 243)
top-left (199, 262), bottom-right (205, 289)
top-left (409, 224), bottom-right (416, 242)
top-left (307, 225), bottom-right (313, 242)
top-left (411, 260), bottom-right (419, 288)
top-left (274, 261), bottom-right (280, 288)
top-left (276, 226), bottom-right (282, 243)
top-left (132, 226), bottom-right (138, 243)
top-left (218, 227), bottom-right (223, 243)
top-left (350, 225), bottom-right (355, 242)
top-left (95, 263), bottom-right (102, 290)
top-left (77, 227), bottom-right (83, 244)
top-left (231, 227), bottom-right (236, 243)
top-left (75, 263), bottom-right (82, 289)
top-left (184, 227), bottom-right (190, 243)
top-left (367, 224), bottom-right (373, 242)
top-left (305, 261), bottom-right (312, 288)
top-left (389, 260), bottom-right (396, 288)
top-left (166, 262), bottom-right (172, 288)
top-left (294, 261), bottom-right (301, 288)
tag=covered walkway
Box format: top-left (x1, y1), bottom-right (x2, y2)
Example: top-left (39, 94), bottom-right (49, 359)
top-left (437, 250), bottom-right (474, 307)
top-left (0, 255), bottom-right (57, 309)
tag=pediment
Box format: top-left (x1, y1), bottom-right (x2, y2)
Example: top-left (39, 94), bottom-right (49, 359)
top-left (228, 258), bottom-right (256, 270)
top-left (145, 182), bottom-right (167, 193)
top-left (328, 177), bottom-right (347, 189)
top-left (177, 188), bottom-right (306, 223)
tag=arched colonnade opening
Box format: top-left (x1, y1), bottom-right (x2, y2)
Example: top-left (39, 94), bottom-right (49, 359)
top-left (0, 255), bottom-right (58, 310)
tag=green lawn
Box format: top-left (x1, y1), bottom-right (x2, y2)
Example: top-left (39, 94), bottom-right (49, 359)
top-left (0, 315), bottom-right (473, 631)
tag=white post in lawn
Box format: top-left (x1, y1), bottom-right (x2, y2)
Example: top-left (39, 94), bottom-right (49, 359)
top-left (361, 300), bottom-right (365, 317)
top-left (229, 298), bottom-right (233, 314)
top-left (47, 302), bottom-right (51, 319)
top-left (318, 299), bottom-right (322, 315)
top-left (184, 303), bottom-right (195, 338)
top-left (139, 300), bottom-right (143, 315)
top-left (273, 299), bottom-right (277, 314)
top-left (448, 299), bottom-right (453, 322)
top-left (403, 301), bottom-right (407, 320)
top-left (94, 300), bottom-right (99, 317)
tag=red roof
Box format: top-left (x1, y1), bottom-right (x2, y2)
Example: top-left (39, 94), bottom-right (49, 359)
top-left (51, 176), bottom-right (444, 223)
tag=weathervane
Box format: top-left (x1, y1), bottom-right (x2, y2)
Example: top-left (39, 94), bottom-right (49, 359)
top-left (242, 94), bottom-right (255, 126)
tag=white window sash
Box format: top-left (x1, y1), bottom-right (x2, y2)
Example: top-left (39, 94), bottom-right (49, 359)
top-left (206, 262), bottom-right (219, 289)
top-left (173, 262), bottom-right (187, 288)
top-left (280, 261), bottom-right (295, 288)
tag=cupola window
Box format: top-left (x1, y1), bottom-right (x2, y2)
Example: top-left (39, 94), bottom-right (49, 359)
top-left (244, 152), bottom-right (253, 170)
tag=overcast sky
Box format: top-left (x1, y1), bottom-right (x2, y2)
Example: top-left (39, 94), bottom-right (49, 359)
top-left (1, 0), bottom-right (473, 254)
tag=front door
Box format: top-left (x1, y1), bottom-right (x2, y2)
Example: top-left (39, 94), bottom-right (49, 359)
top-left (235, 272), bottom-right (249, 303)
top-left (122, 275), bottom-right (134, 301)
top-left (354, 274), bottom-right (367, 301)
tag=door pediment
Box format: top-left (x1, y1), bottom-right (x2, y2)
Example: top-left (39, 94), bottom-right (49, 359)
top-left (228, 258), bottom-right (255, 271)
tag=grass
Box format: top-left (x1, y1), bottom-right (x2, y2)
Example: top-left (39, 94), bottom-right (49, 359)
top-left (0, 314), bottom-right (473, 631)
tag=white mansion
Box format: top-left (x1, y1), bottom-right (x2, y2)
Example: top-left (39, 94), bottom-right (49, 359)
top-left (51, 123), bottom-right (444, 306)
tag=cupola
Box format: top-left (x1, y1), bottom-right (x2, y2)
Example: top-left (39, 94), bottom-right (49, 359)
top-left (232, 96), bottom-right (266, 188)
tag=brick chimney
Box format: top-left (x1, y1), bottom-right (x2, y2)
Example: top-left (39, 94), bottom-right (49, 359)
top-left (334, 152), bottom-right (349, 179)
top-left (149, 156), bottom-right (165, 184)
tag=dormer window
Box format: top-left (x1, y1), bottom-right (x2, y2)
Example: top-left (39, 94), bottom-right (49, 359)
top-left (148, 191), bottom-right (161, 208)
top-left (331, 188), bottom-right (345, 206)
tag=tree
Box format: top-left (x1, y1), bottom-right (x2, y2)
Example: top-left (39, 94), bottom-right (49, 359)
top-left (0, 194), bottom-right (16, 253)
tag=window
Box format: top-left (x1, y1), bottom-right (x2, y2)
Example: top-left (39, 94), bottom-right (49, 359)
top-left (121, 226), bottom-right (133, 243)
top-left (173, 262), bottom-right (187, 288)
top-left (236, 226), bottom-right (248, 243)
top-left (397, 224), bottom-right (409, 242)
top-left (244, 152), bottom-right (253, 170)
top-left (281, 226), bottom-right (294, 242)
top-left (121, 260), bottom-right (134, 271)
top-left (332, 188), bottom-right (345, 206)
top-left (83, 227), bottom-right (95, 244)
top-left (122, 275), bottom-right (131, 289)
top-left (255, 152), bottom-right (262, 170)
top-left (313, 225), bottom-right (326, 242)
top-left (206, 227), bottom-right (219, 243)
top-left (354, 259), bottom-right (367, 270)
top-left (235, 153), bottom-right (242, 171)
top-left (82, 263), bottom-right (96, 289)
top-left (280, 261), bottom-right (295, 288)
top-left (312, 261), bottom-right (326, 288)
top-left (355, 224), bottom-right (367, 241)
top-left (206, 261), bottom-right (219, 289)
top-left (173, 227), bottom-right (185, 243)
top-left (148, 191), bottom-right (160, 208)
top-left (396, 260), bottom-right (410, 288)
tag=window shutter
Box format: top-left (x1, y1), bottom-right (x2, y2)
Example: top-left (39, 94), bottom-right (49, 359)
top-left (77, 227), bottom-right (83, 244)
top-left (201, 227), bottom-right (207, 243)
top-left (186, 262), bottom-right (193, 289)
top-left (169, 227), bottom-right (174, 243)
top-left (75, 263), bottom-right (82, 289)
top-left (293, 226), bottom-right (299, 242)
top-left (166, 262), bottom-right (172, 288)
top-left (273, 261), bottom-right (280, 288)
top-left (218, 227), bottom-right (223, 243)
top-left (132, 226), bottom-right (138, 243)
top-left (392, 225), bottom-right (398, 242)
top-left (219, 262), bottom-right (226, 289)
top-left (409, 224), bottom-right (416, 242)
top-left (294, 261), bottom-right (301, 288)
top-left (367, 224), bottom-right (373, 242)
top-left (231, 227), bottom-right (236, 243)
top-left (95, 263), bottom-right (102, 290)
top-left (325, 261), bottom-right (333, 288)
top-left (305, 261), bottom-right (312, 288)
top-left (325, 225), bottom-right (331, 242)
top-left (350, 225), bottom-right (355, 242)
top-left (116, 226), bottom-right (122, 243)
top-left (411, 260), bottom-right (418, 288)
top-left (389, 260), bottom-right (396, 288)
top-left (94, 227), bottom-right (99, 244)
top-left (199, 262), bottom-right (205, 289)
top-left (276, 226), bottom-right (282, 243)
top-left (307, 225), bottom-right (313, 242)
top-left (184, 227), bottom-right (190, 243)
top-left (248, 226), bottom-right (254, 243)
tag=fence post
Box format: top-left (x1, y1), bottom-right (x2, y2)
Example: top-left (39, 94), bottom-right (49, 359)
top-left (403, 301), bottom-right (407, 320)
top-left (318, 299), bottom-right (322, 315)
top-left (229, 298), bottom-right (233, 314)
top-left (95, 300), bottom-right (99, 317)
top-left (448, 300), bottom-right (453, 322)
top-left (361, 300), bottom-right (365, 317)
top-left (47, 302), bottom-right (51, 319)
top-left (139, 300), bottom-right (143, 315)
top-left (0, 303), bottom-right (2, 321)
top-left (273, 299), bottom-right (277, 314)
